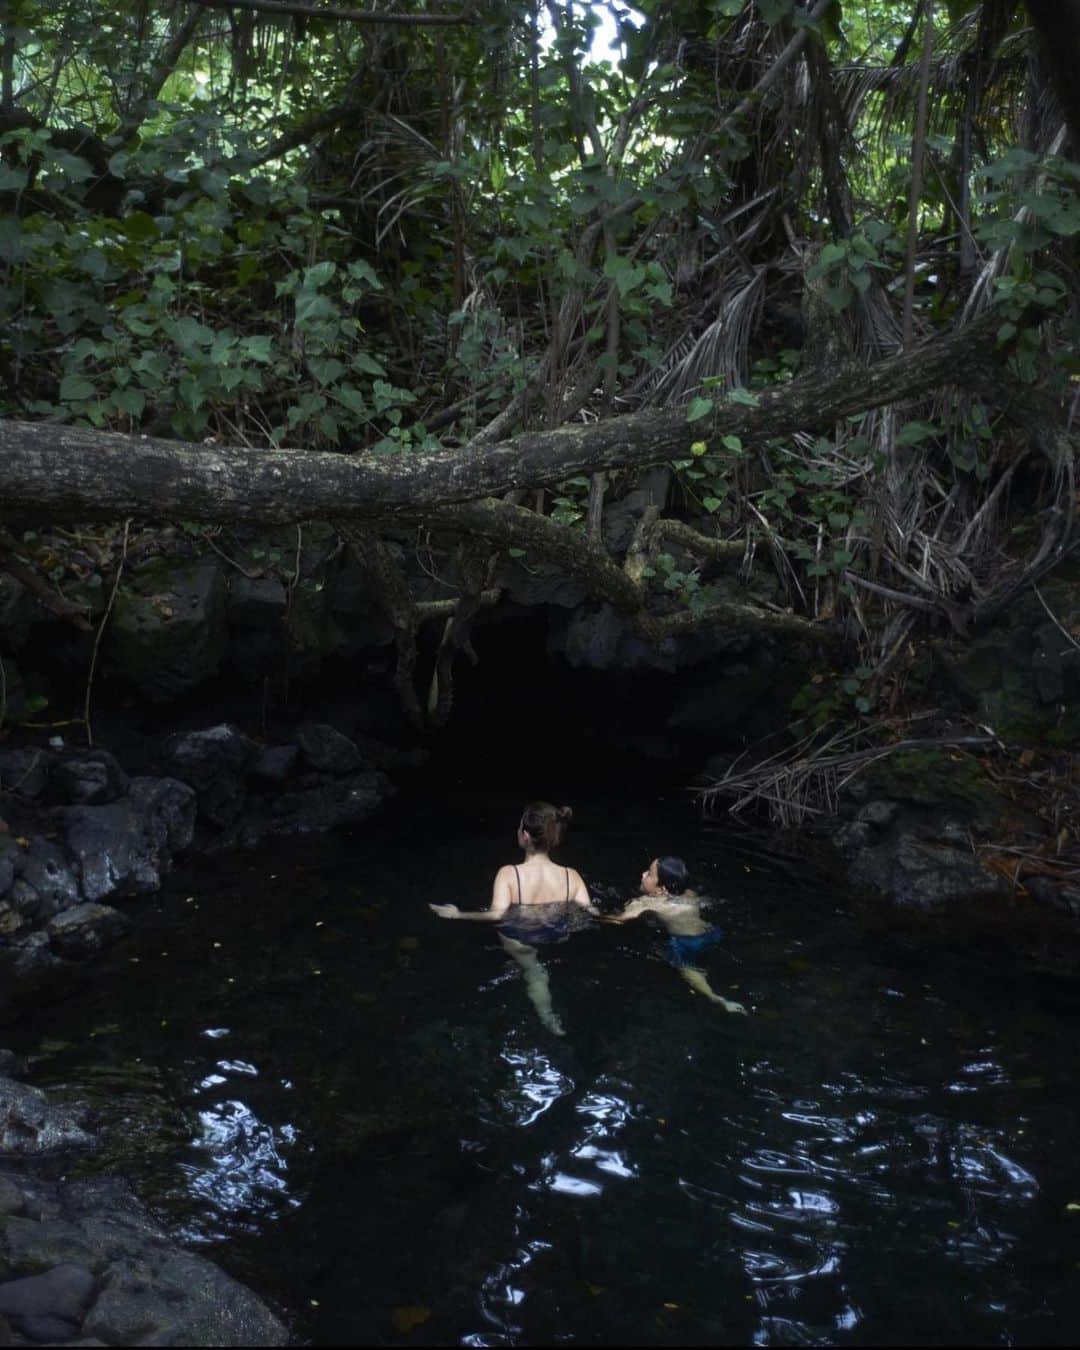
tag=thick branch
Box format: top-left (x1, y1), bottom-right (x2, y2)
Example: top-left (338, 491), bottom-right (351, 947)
top-left (0, 310), bottom-right (1006, 526)
top-left (191, 0), bottom-right (474, 25)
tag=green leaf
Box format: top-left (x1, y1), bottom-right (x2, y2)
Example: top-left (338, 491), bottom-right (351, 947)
top-left (686, 397), bottom-right (714, 423)
top-left (757, 0), bottom-right (794, 24)
top-left (114, 387), bottom-right (145, 417)
top-left (895, 419), bottom-right (940, 447)
top-left (728, 387), bottom-right (759, 407)
top-left (703, 497), bottom-right (724, 513)
top-left (722, 434), bottom-right (743, 452)
top-left (60, 374), bottom-right (95, 401)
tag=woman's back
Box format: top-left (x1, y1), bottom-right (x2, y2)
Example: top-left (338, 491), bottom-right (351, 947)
top-left (499, 856), bottom-right (577, 907)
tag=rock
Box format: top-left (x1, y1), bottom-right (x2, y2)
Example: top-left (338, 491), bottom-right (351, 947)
top-left (63, 777), bottom-right (195, 903)
top-left (0, 1217), bottom-right (103, 1277)
top-left (0, 844), bottom-right (14, 898)
top-left (0, 1176), bottom-right (286, 1347)
top-left (108, 557), bottom-right (227, 701)
top-left (13, 839), bottom-right (81, 922)
top-left (0, 1078), bottom-right (92, 1154)
top-left (856, 799), bottom-right (899, 827)
top-left (46, 904), bottom-right (129, 960)
top-left (226, 576), bottom-right (287, 628)
top-left (329, 563), bottom-right (395, 654)
top-left (249, 745), bottom-right (299, 783)
top-left (162, 725), bottom-right (258, 790)
top-left (600, 469), bottom-right (671, 556)
top-left (0, 750), bottom-right (54, 801)
top-left (128, 777), bottom-right (197, 857)
top-left (50, 751), bottom-right (130, 807)
top-left (0, 1181), bottom-right (25, 1218)
top-left (160, 728), bottom-right (256, 830)
top-left (1, 933), bottom-right (59, 978)
top-left (500, 559), bottom-right (589, 609)
top-left (0, 1054), bottom-right (21, 1079)
top-left (295, 723), bottom-right (363, 774)
top-left (270, 771), bottom-right (388, 834)
top-left (84, 1251), bottom-right (287, 1346)
top-left (0, 1262), bottom-right (95, 1342)
top-left (847, 831), bottom-right (1011, 908)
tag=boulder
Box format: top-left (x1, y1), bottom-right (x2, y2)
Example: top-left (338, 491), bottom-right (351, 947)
top-left (49, 751), bottom-right (130, 806)
top-left (270, 771), bottom-right (388, 835)
top-left (0, 1078), bottom-right (92, 1154)
top-left (0, 750), bottom-right (54, 802)
top-left (0, 1262), bottom-right (95, 1342)
top-left (295, 723), bottom-right (363, 774)
top-left (12, 839), bottom-right (81, 921)
top-left (161, 725), bottom-right (258, 790)
top-left (107, 558), bottom-right (227, 701)
top-left (46, 903), bottom-right (129, 960)
top-left (63, 777), bottom-right (195, 903)
top-left (0, 1175), bottom-right (286, 1346)
top-left (249, 745), bottom-right (299, 783)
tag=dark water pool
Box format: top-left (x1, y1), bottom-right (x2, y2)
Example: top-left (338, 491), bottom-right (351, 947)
top-left (4, 767), bottom-right (1080, 1346)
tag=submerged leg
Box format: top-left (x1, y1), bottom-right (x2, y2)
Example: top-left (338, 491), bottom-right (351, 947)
top-left (679, 964), bottom-right (747, 1015)
top-left (499, 934), bottom-right (566, 1036)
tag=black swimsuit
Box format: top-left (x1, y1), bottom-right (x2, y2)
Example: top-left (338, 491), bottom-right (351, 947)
top-left (498, 866), bottom-right (573, 945)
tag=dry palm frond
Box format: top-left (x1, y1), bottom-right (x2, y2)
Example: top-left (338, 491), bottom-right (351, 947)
top-left (700, 723), bottom-right (999, 829)
top-left (644, 265), bottom-right (767, 405)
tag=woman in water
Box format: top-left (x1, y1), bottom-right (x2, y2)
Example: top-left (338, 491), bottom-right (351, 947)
top-left (605, 856), bottom-right (747, 1014)
top-left (430, 802), bottom-right (597, 1035)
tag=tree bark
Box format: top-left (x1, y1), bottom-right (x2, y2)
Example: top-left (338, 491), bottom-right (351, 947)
top-left (0, 310), bottom-right (1005, 527)
top-left (191, 0), bottom-right (475, 25)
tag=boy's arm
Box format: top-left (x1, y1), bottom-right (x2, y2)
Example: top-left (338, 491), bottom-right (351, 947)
top-left (602, 898), bottom-right (652, 924)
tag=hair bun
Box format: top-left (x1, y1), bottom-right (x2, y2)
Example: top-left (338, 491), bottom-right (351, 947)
top-left (556, 805), bottom-right (573, 822)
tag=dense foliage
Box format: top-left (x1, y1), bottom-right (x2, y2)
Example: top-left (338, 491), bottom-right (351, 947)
top-left (1, 0), bottom-right (1078, 725)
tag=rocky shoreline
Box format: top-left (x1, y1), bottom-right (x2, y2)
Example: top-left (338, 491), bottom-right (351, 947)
top-left (0, 1057), bottom-right (286, 1347)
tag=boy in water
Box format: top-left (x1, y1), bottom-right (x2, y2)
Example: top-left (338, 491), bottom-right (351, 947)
top-left (605, 857), bottom-right (747, 1014)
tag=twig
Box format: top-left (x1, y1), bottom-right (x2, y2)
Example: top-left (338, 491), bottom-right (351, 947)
top-left (1034, 583), bottom-right (1080, 657)
top-left (84, 519), bottom-right (130, 748)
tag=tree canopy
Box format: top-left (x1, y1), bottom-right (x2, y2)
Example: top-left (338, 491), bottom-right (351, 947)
top-left (1, 0), bottom-right (1077, 725)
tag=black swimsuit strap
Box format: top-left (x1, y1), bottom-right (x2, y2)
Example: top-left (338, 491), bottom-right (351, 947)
top-left (513, 866), bottom-right (523, 905)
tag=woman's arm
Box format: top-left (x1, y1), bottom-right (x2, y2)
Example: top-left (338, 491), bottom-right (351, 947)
top-left (429, 867), bottom-right (514, 921)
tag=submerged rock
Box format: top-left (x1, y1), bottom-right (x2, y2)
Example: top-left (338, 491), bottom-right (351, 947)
top-left (46, 903), bottom-right (129, 960)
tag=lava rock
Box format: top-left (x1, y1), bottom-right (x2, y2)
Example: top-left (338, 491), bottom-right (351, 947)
top-left (46, 903), bottom-right (129, 960)
top-left (0, 1077), bottom-right (92, 1154)
top-left (249, 745), bottom-right (299, 783)
top-left (270, 771), bottom-right (388, 834)
top-left (162, 725), bottom-right (258, 790)
top-left (13, 839), bottom-right (81, 921)
top-left (0, 750), bottom-right (54, 802)
top-left (63, 778), bottom-right (194, 903)
top-left (0, 1262), bottom-right (95, 1342)
top-left (295, 723), bottom-right (363, 774)
top-left (0, 1180), bottom-right (25, 1217)
top-left (50, 751), bottom-right (130, 807)
top-left (107, 557), bottom-right (227, 701)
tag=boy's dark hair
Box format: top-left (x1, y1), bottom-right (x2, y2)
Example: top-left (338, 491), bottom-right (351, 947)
top-left (657, 856), bottom-right (689, 895)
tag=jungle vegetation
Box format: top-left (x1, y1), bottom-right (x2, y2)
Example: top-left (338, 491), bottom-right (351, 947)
top-left (0, 0), bottom-right (1077, 732)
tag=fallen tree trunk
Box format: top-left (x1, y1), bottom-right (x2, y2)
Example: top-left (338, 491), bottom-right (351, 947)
top-left (0, 311), bottom-right (1003, 527)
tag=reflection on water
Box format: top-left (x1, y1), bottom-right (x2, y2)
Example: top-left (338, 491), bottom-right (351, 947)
top-left (7, 779), bottom-right (1080, 1347)
top-left (178, 1050), bottom-right (302, 1242)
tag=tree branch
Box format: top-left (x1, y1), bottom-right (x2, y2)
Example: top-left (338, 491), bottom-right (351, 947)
top-left (191, 0), bottom-right (475, 25)
top-left (0, 309), bottom-right (1007, 526)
